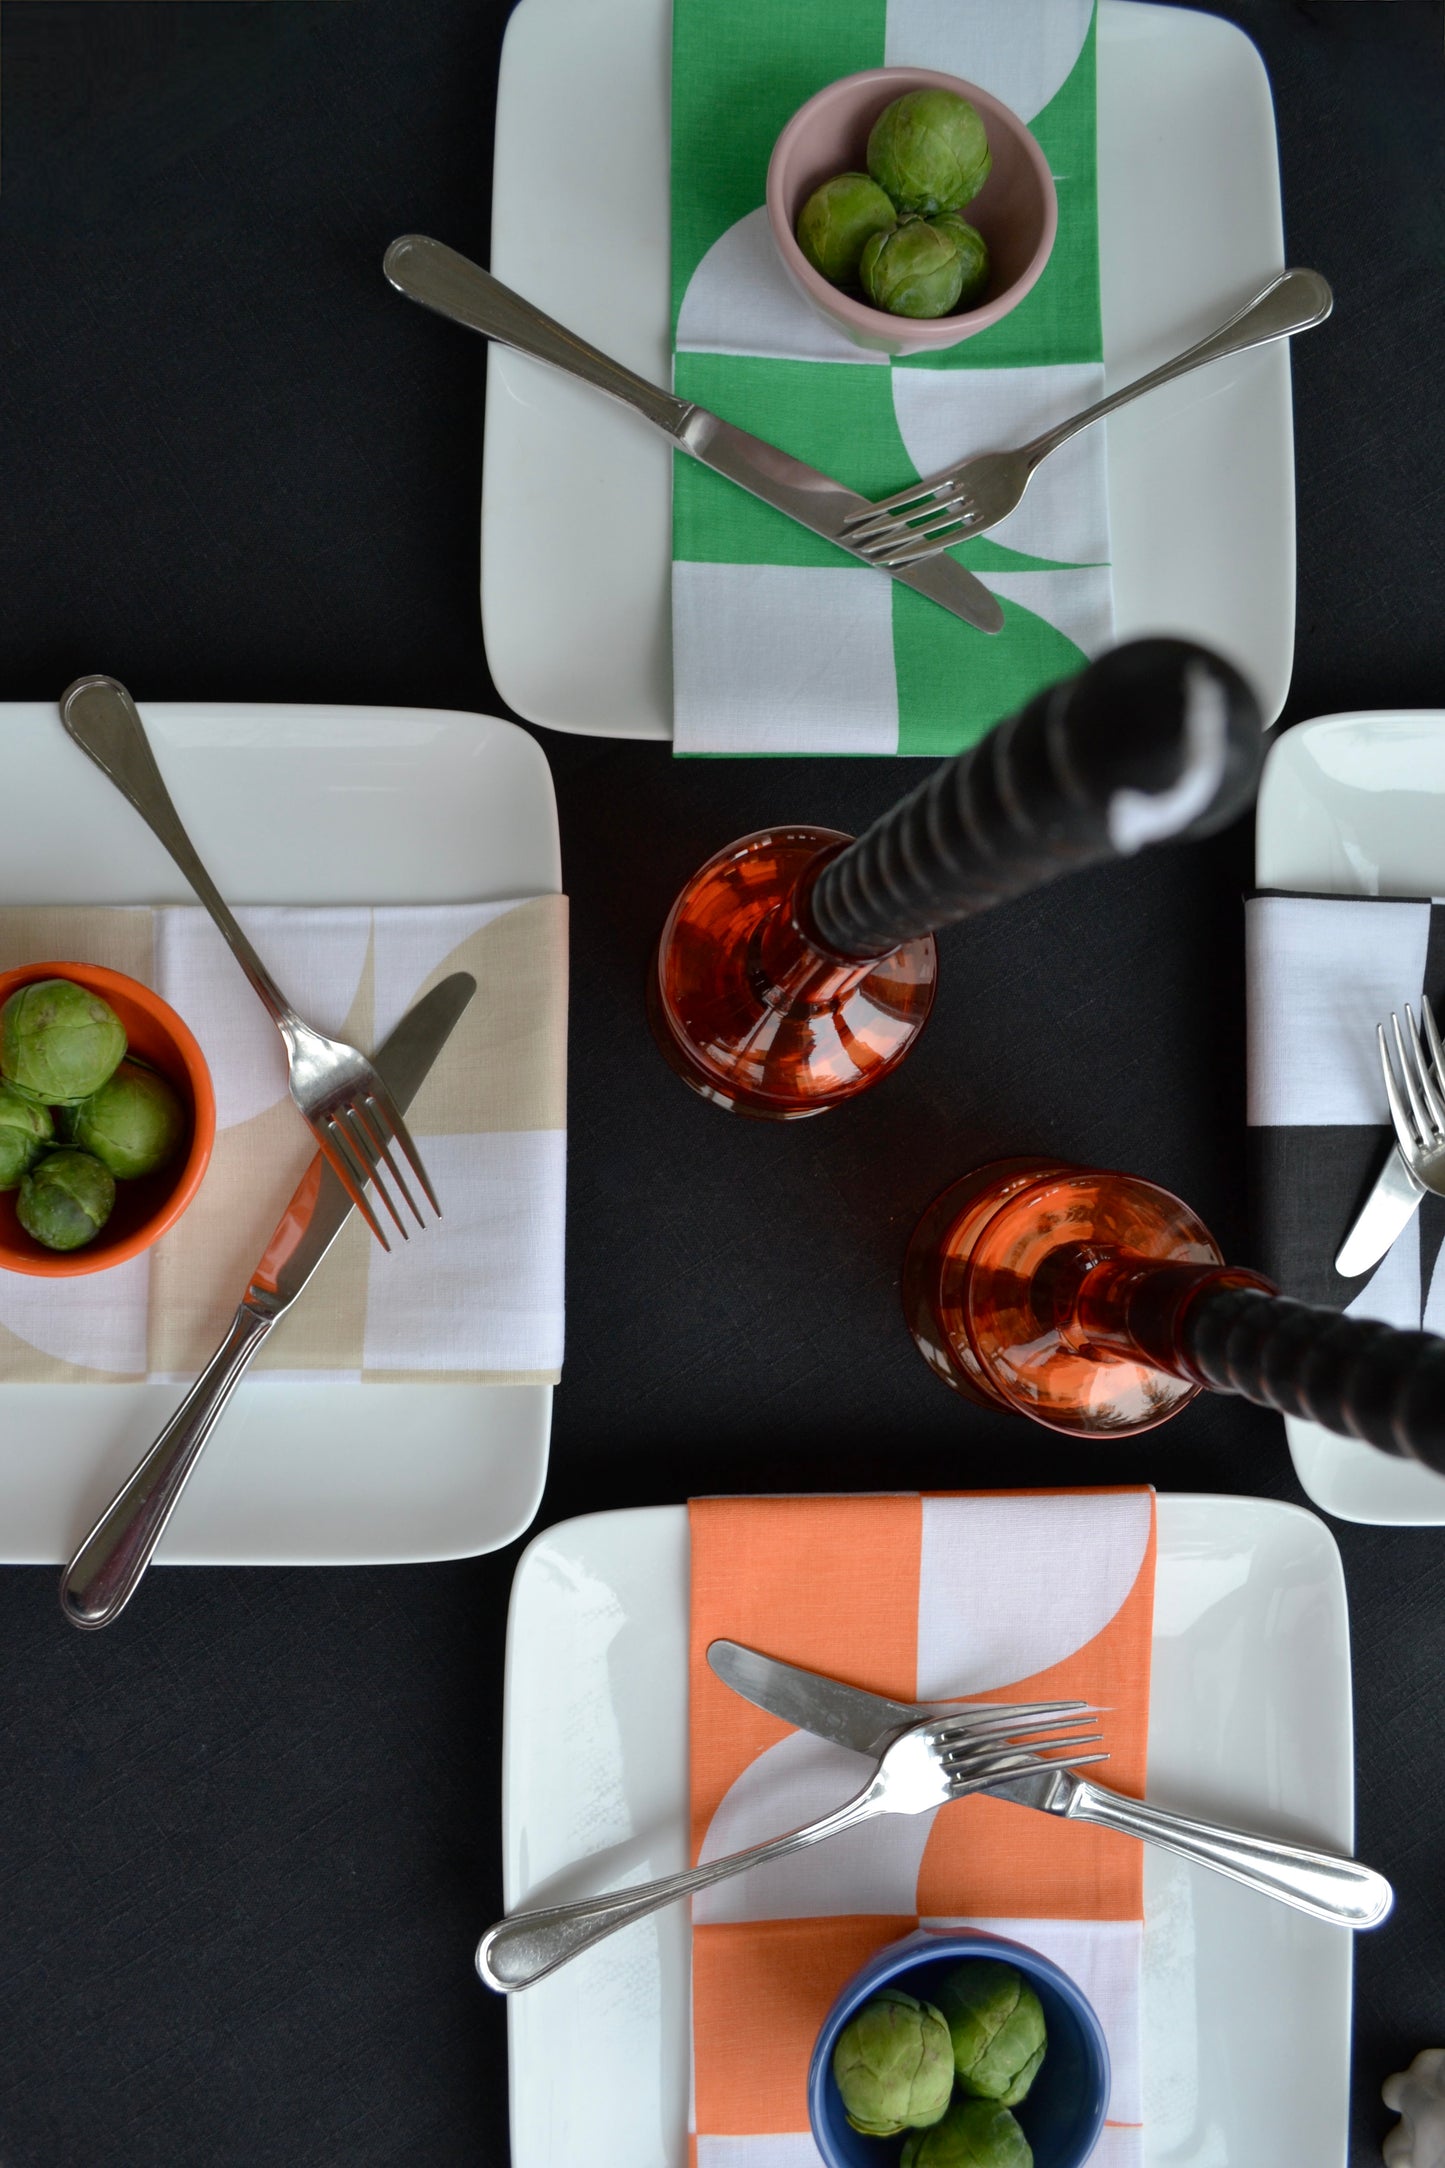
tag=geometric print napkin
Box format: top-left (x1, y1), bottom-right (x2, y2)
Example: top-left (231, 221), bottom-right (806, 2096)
top-left (1246, 892), bottom-right (1445, 1333)
top-left (688, 1490), bottom-right (1155, 2168)
top-left (671, 0), bottom-right (1112, 757)
top-left (0, 898), bottom-right (567, 1384)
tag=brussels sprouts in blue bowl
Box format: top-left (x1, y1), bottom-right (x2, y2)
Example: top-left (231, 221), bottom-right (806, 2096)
top-left (808, 1926), bottom-right (1109, 2168)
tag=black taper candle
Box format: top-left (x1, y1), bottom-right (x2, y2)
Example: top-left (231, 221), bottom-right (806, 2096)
top-left (802, 637), bottom-right (1263, 962)
top-left (1183, 1283), bottom-right (1445, 1470)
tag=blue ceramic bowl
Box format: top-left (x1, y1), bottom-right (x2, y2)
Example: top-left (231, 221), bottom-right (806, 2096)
top-left (807, 1927), bottom-right (1109, 2168)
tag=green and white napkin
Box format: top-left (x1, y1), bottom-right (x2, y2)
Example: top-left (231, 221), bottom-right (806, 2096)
top-left (671, 0), bottom-right (1110, 757)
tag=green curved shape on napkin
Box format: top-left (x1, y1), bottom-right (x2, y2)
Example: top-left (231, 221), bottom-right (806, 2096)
top-left (670, 0), bottom-right (885, 331)
top-left (897, 28), bottom-right (1102, 372)
top-left (894, 585), bottom-right (1088, 757)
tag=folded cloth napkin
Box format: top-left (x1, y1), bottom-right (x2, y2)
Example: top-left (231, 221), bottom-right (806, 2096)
top-left (670, 0), bottom-right (1112, 758)
top-left (1247, 891), bottom-right (1445, 1330)
top-left (0, 899), bottom-right (567, 1384)
top-left (688, 1489), bottom-right (1154, 2168)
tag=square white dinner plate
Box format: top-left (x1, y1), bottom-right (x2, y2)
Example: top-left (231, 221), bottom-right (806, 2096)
top-left (0, 701), bottom-right (561, 1565)
top-left (1256, 710), bottom-right (1445, 1525)
top-left (484, 0), bottom-right (1294, 739)
top-left (500, 1496), bottom-right (1354, 2168)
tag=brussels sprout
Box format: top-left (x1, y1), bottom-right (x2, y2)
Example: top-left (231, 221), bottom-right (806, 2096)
top-left (16, 1150), bottom-right (116, 1252)
top-left (900, 2099), bottom-right (1033, 2168)
top-left (929, 214), bottom-right (990, 309)
top-left (60, 1059), bottom-right (186, 1180)
top-left (860, 220), bottom-right (966, 319)
top-left (0, 978), bottom-right (127, 1107)
top-left (867, 89), bottom-right (991, 216)
top-left (832, 1988), bottom-right (954, 2137)
top-left (0, 1084), bottom-right (53, 1191)
top-left (796, 172), bottom-right (897, 289)
top-left (935, 1962), bottom-right (1047, 2106)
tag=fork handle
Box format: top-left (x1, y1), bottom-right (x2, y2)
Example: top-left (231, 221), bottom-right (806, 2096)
top-left (1064, 1778), bottom-right (1393, 1928)
top-left (477, 1782), bottom-right (884, 1993)
top-left (384, 234), bottom-right (692, 440)
top-left (1023, 269), bottom-right (1333, 470)
top-left (59, 1303), bottom-right (274, 1630)
top-left (1173, 1281), bottom-right (1445, 1469)
top-left (60, 677), bottom-right (300, 1035)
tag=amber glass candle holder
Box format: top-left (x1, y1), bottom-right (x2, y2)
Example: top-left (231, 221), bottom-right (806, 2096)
top-left (904, 1159), bottom-right (1445, 1463)
top-left (648, 826), bottom-right (938, 1118)
top-left (650, 639), bottom-right (1264, 1120)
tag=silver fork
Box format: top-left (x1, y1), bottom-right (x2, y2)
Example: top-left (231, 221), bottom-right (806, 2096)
top-left (59, 676), bottom-right (439, 1250)
top-left (844, 268), bottom-right (1333, 567)
top-left (1378, 997), bottom-right (1445, 1198)
top-left (476, 1701), bottom-right (1105, 1991)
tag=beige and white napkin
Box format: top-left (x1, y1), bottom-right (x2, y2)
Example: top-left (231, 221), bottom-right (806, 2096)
top-left (0, 899), bottom-right (567, 1385)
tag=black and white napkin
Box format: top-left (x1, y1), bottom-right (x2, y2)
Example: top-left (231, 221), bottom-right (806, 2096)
top-left (1246, 893), bottom-right (1445, 1331)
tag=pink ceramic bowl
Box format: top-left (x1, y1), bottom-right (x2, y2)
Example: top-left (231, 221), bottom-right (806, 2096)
top-left (766, 68), bottom-right (1058, 357)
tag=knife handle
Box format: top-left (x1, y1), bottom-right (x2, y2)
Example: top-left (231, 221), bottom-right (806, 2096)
top-left (478, 1785), bottom-right (884, 1993)
top-left (1067, 1777), bottom-right (1392, 1928)
top-left (59, 1304), bottom-right (274, 1630)
top-left (1177, 1281), bottom-right (1445, 1470)
top-left (384, 235), bottom-right (691, 440)
top-left (803, 639), bottom-right (1261, 960)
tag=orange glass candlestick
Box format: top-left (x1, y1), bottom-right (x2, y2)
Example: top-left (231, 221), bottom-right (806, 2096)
top-left (904, 1159), bottom-right (1445, 1459)
top-left (651, 640), bottom-right (1265, 1120)
top-left (648, 827), bottom-right (937, 1117)
top-left (904, 1160), bottom-right (1269, 1435)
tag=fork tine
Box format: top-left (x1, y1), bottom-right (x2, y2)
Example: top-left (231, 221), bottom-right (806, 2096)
top-left (1378, 1023), bottom-right (1413, 1155)
top-left (843, 482), bottom-right (944, 531)
top-left (1392, 1012), bottom-right (1432, 1143)
top-left (369, 1094), bottom-right (441, 1219)
top-left (847, 490), bottom-right (957, 544)
top-left (942, 1732), bottom-right (1103, 1771)
top-left (946, 1752), bottom-right (1110, 1799)
top-left (1404, 1006), bottom-right (1445, 1134)
top-left (1422, 995), bottom-right (1445, 1085)
top-left (337, 1105), bottom-right (410, 1241)
top-left (319, 1118), bottom-right (392, 1251)
top-left (932, 1703), bottom-right (1099, 1743)
top-left (352, 1096), bottom-right (425, 1230)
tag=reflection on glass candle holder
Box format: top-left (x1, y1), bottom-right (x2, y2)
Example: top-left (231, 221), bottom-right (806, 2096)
top-left (649, 640), bottom-right (1264, 1120)
top-left (903, 1159), bottom-right (1445, 1462)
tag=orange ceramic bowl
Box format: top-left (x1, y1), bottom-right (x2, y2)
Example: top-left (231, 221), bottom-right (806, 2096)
top-left (0, 962), bottom-right (215, 1277)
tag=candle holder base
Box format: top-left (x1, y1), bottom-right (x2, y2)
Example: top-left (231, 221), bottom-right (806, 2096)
top-left (650, 827), bottom-right (937, 1119)
top-left (905, 1160), bottom-right (1224, 1436)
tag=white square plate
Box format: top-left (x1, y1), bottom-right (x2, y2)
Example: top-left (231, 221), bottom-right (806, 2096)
top-left (1256, 709), bottom-right (1445, 1525)
top-left (483, 0), bottom-right (1295, 739)
top-left (500, 1496), bottom-right (1354, 2168)
top-left (0, 701), bottom-right (560, 1565)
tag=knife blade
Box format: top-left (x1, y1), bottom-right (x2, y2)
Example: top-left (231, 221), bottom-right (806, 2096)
top-left (245, 969), bottom-right (477, 1316)
top-left (59, 970), bottom-right (477, 1629)
top-left (383, 234), bottom-right (1005, 637)
top-left (708, 1639), bottom-right (1394, 1926)
top-left (1334, 1142), bottom-right (1426, 1278)
top-left (706, 1639), bottom-right (962, 1760)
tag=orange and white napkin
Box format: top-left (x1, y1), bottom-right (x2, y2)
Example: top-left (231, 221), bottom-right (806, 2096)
top-left (688, 1490), bottom-right (1156, 2168)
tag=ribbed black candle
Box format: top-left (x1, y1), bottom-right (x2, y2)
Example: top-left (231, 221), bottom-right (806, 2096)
top-left (803, 637), bottom-right (1263, 961)
top-left (1182, 1283), bottom-right (1445, 1470)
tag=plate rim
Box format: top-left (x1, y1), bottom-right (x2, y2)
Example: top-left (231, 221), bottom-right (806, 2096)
top-left (483, 0), bottom-right (1293, 740)
top-left (0, 697), bottom-right (562, 1565)
top-left (1256, 707), bottom-right (1445, 1524)
top-left (501, 1492), bottom-right (1353, 2168)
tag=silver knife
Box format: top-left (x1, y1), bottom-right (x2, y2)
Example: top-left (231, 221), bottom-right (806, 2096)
top-left (59, 971), bottom-right (477, 1630)
top-left (1334, 1143), bottom-right (1426, 1277)
top-left (383, 235), bottom-right (1005, 637)
top-left (708, 1639), bottom-right (1393, 1928)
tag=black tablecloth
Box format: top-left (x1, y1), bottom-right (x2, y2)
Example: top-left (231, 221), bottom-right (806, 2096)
top-left (0, 4), bottom-right (1442, 2162)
